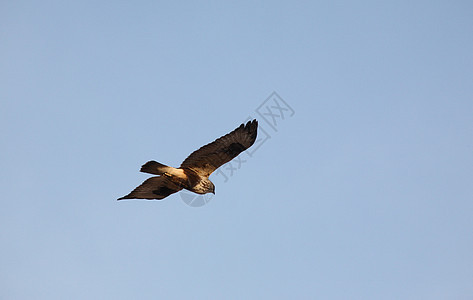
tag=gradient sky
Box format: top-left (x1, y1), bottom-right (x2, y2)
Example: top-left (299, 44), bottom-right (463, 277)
top-left (1, 1), bottom-right (473, 299)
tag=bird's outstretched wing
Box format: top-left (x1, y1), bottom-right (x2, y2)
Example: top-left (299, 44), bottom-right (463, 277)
top-left (180, 120), bottom-right (258, 177)
top-left (117, 176), bottom-right (183, 200)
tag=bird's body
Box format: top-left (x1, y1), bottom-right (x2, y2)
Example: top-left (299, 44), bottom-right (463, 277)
top-left (118, 120), bottom-right (258, 200)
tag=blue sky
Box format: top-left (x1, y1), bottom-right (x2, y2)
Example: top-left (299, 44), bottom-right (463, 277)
top-left (1, 1), bottom-right (473, 299)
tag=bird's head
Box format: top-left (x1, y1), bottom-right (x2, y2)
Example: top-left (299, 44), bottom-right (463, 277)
top-left (202, 179), bottom-right (215, 195)
top-left (208, 181), bottom-right (215, 194)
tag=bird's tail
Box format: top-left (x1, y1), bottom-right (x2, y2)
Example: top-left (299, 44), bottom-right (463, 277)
top-left (140, 160), bottom-right (173, 175)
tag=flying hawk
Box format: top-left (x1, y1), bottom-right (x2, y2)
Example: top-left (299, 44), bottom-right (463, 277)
top-left (118, 120), bottom-right (258, 200)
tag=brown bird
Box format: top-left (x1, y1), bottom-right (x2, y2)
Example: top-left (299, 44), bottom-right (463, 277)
top-left (118, 120), bottom-right (258, 200)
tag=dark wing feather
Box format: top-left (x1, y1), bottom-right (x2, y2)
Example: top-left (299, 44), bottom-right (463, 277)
top-left (180, 120), bottom-right (258, 177)
top-left (117, 176), bottom-right (183, 200)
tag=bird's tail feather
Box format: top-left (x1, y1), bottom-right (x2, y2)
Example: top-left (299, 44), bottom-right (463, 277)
top-left (140, 160), bottom-right (173, 175)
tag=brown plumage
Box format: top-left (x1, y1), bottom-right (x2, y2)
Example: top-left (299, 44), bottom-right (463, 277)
top-left (118, 120), bottom-right (258, 200)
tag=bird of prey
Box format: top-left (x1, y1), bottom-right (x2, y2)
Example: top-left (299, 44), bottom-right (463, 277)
top-left (118, 120), bottom-right (258, 200)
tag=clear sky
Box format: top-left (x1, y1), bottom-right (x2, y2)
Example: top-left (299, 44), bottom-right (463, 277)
top-left (1, 1), bottom-right (472, 299)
